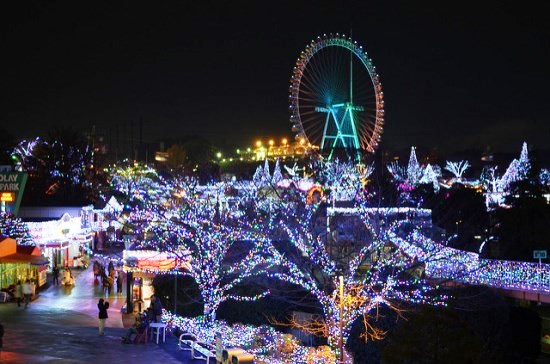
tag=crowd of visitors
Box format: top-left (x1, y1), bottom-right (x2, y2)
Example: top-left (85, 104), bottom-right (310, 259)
top-left (92, 260), bottom-right (124, 296)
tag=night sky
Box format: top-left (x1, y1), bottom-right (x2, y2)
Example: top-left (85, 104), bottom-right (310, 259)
top-left (3, 1), bottom-right (550, 153)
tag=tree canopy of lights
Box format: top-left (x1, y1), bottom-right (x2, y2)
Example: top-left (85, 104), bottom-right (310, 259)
top-left (105, 150), bottom-right (550, 362)
top-left (319, 159), bottom-right (373, 203)
top-left (387, 146), bottom-right (430, 192)
top-left (11, 134), bottom-right (97, 199)
top-left (108, 161), bottom-right (165, 208)
top-left (124, 181), bottom-right (277, 322)
top-left (0, 212), bottom-right (33, 244)
top-left (444, 160), bottom-right (470, 180)
top-left (239, 161), bottom-right (449, 358)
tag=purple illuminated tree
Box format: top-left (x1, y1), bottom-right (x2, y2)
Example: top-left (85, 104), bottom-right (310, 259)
top-left (125, 183), bottom-right (275, 322)
top-left (246, 161), bottom-right (447, 360)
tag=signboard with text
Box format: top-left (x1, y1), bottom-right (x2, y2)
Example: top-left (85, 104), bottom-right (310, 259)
top-left (533, 250), bottom-right (547, 260)
top-left (1, 192), bottom-right (15, 202)
top-left (0, 172), bottom-right (28, 215)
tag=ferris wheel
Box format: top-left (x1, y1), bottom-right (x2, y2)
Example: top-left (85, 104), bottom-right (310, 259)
top-left (289, 33), bottom-right (384, 159)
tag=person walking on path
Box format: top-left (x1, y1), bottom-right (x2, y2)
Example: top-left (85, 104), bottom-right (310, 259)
top-left (108, 260), bottom-right (115, 277)
top-left (52, 265), bottom-right (60, 286)
top-left (14, 280), bottom-right (23, 307)
top-left (22, 279), bottom-right (32, 308)
top-left (97, 298), bottom-right (109, 336)
top-left (102, 273), bottom-right (110, 296)
top-left (116, 272), bottom-right (123, 294)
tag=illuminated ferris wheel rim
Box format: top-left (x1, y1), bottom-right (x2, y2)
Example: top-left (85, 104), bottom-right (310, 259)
top-left (289, 33), bottom-right (385, 154)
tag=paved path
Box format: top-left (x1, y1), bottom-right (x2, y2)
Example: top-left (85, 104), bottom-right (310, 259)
top-left (0, 265), bottom-right (192, 363)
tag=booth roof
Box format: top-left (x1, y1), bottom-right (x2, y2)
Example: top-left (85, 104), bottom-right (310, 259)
top-left (0, 252), bottom-right (49, 265)
top-left (0, 238), bottom-right (49, 265)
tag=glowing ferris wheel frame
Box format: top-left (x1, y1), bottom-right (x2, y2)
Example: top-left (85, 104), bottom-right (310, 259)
top-left (289, 34), bottom-right (385, 159)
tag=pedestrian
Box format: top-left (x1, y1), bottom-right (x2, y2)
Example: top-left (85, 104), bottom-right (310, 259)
top-left (150, 294), bottom-right (163, 323)
top-left (107, 276), bottom-right (113, 296)
top-left (52, 264), bottom-right (60, 286)
top-left (108, 260), bottom-right (114, 277)
top-left (97, 298), bottom-right (109, 336)
top-left (22, 279), bottom-right (32, 308)
top-left (93, 261), bottom-right (100, 281)
top-left (116, 272), bottom-right (123, 294)
top-left (14, 280), bottom-right (23, 307)
top-left (101, 273), bottom-right (108, 295)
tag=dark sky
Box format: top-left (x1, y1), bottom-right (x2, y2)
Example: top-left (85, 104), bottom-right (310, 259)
top-left (3, 0), bottom-right (550, 153)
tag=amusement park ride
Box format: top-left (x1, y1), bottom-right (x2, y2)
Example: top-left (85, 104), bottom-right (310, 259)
top-left (289, 33), bottom-right (384, 161)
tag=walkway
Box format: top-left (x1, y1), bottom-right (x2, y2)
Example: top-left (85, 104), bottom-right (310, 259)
top-left (0, 265), bottom-right (192, 363)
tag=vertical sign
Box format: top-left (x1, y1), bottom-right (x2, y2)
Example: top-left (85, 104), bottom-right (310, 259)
top-left (0, 172), bottom-right (27, 215)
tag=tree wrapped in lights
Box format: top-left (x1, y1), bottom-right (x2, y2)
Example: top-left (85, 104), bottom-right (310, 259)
top-left (11, 131), bottom-right (100, 202)
top-left (126, 188), bottom-right (276, 322)
top-left (407, 146), bottom-right (423, 185)
top-left (518, 141), bottom-right (530, 178)
top-left (540, 169), bottom-right (550, 186)
top-left (320, 159), bottom-right (373, 203)
top-left (387, 146), bottom-right (425, 190)
top-left (108, 161), bottom-right (164, 208)
top-left (253, 159), bottom-right (272, 187)
top-left (498, 142), bottom-right (531, 193)
top-left (272, 158), bottom-right (284, 185)
top-left (387, 147), bottom-right (436, 206)
top-left (11, 138), bottom-right (43, 172)
top-left (386, 161), bottom-right (407, 182)
top-left (444, 160), bottom-right (470, 181)
top-left (0, 212), bottom-right (33, 244)
top-left (259, 188), bottom-right (447, 360)
top-left (419, 164), bottom-right (441, 191)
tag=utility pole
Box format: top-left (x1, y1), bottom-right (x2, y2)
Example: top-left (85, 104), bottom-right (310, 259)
top-left (174, 270), bottom-right (178, 315)
top-left (339, 275), bottom-right (344, 363)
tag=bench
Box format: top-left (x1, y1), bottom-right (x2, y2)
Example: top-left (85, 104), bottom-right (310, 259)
top-left (191, 341), bottom-right (217, 364)
top-left (231, 352), bottom-right (255, 364)
top-left (177, 332), bottom-right (196, 351)
top-left (223, 348), bottom-right (254, 364)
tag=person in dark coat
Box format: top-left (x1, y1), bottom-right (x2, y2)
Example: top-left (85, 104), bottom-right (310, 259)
top-left (150, 295), bottom-right (163, 323)
top-left (97, 298), bottom-right (109, 336)
top-left (116, 272), bottom-right (123, 294)
top-left (52, 265), bottom-right (60, 286)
